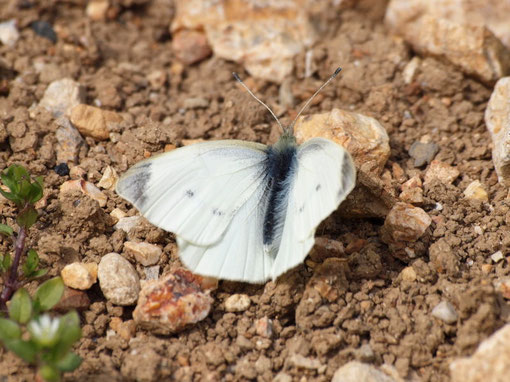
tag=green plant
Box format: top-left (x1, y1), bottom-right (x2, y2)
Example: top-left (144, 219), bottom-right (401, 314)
top-left (1, 164), bottom-right (47, 310)
top-left (0, 277), bottom-right (82, 381)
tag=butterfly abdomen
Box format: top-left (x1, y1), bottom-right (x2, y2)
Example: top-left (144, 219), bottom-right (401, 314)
top-left (262, 142), bottom-right (297, 253)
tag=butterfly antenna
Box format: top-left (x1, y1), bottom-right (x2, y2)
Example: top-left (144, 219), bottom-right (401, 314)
top-left (288, 67), bottom-right (342, 135)
top-left (233, 72), bottom-right (284, 133)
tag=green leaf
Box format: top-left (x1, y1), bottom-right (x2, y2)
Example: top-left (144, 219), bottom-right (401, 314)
top-left (0, 318), bottom-right (21, 341)
top-left (38, 364), bottom-right (60, 382)
top-left (52, 311), bottom-right (81, 359)
top-left (1, 169), bottom-right (18, 194)
top-left (29, 178), bottom-right (44, 204)
top-left (30, 268), bottom-right (48, 279)
top-left (3, 338), bottom-right (37, 363)
top-left (1, 253), bottom-right (12, 272)
top-left (0, 224), bottom-right (13, 236)
top-left (9, 288), bottom-right (33, 324)
top-left (34, 277), bottom-right (64, 312)
top-left (23, 249), bottom-right (39, 276)
top-left (56, 351), bottom-right (82, 372)
top-left (17, 206), bottom-right (38, 230)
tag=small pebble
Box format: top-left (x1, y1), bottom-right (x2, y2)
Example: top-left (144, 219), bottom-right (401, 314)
top-left (124, 241), bottom-right (162, 266)
top-left (55, 117), bottom-right (85, 164)
top-left (225, 294), bottom-right (251, 312)
top-left (109, 317), bottom-right (136, 341)
top-left (424, 160), bottom-right (460, 186)
top-left (110, 208), bottom-right (127, 223)
top-left (70, 104), bottom-right (123, 141)
top-left (133, 268), bottom-right (213, 334)
top-left (114, 216), bottom-right (142, 235)
top-left (491, 250), bottom-right (504, 263)
top-left (431, 301), bottom-right (458, 324)
top-left (53, 287), bottom-right (91, 312)
top-left (31, 20), bottom-right (57, 43)
top-left (401, 266), bottom-right (417, 282)
top-left (182, 97), bottom-right (209, 109)
top-left (332, 361), bottom-right (396, 382)
top-left (172, 30), bottom-right (212, 65)
top-left (98, 253), bottom-right (140, 306)
top-left (356, 344), bottom-right (375, 362)
top-left (144, 265), bottom-right (160, 281)
top-left (255, 317), bottom-right (273, 338)
top-left (0, 19), bottom-right (20, 47)
top-left (97, 165), bottom-right (119, 190)
top-left (60, 179), bottom-right (107, 207)
top-left (147, 70), bottom-right (167, 89)
top-left (402, 57), bottom-right (421, 84)
top-left (61, 262), bottom-right (98, 290)
top-left (381, 202), bottom-right (432, 243)
top-left (399, 176), bottom-right (424, 204)
top-left (39, 79), bottom-right (86, 117)
top-left (463, 180), bottom-right (489, 202)
top-left (86, 0), bottom-right (109, 21)
top-left (54, 163), bottom-right (70, 176)
top-left (408, 141), bottom-right (439, 167)
top-left (286, 354), bottom-right (323, 370)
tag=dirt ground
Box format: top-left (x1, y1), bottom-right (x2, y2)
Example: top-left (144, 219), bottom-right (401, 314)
top-left (1, 0), bottom-right (509, 381)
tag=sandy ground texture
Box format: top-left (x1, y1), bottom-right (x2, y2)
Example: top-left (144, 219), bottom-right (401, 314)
top-left (1, 0), bottom-right (510, 381)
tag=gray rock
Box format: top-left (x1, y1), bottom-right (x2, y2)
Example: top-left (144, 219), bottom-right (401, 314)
top-left (55, 117), bottom-right (85, 164)
top-left (98, 253), bottom-right (140, 306)
top-left (39, 78), bottom-right (85, 117)
top-left (408, 141), bottom-right (439, 167)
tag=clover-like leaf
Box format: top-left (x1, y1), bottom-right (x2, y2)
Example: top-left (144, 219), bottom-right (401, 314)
top-left (9, 288), bottom-right (33, 324)
top-left (0, 318), bottom-right (21, 341)
top-left (33, 277), bottom-right (64, 313)
top-left (0, 224), bottom-right (13, 236)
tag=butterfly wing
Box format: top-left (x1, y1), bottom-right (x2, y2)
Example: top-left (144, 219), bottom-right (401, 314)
top-left (176, 184), bottom-right (273, 283)
top-left (116, 140), bottom-right (268, 246)
top-left (272, 137), bottom-right (356, 278)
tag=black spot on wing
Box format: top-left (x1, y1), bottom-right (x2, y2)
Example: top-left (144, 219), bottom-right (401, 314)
top-left (315, 184), bottom-right (321, 191)
top-left (124, 162), bottom-right (152, 207)
top-left (185, 189), bottom-right (194, 198)
top-left (338, 151), bottom-right (355, 199)
top-left (212, 208), bottom-right (224, 216)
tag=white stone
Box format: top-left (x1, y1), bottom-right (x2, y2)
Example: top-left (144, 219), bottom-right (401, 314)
top-left (98, 253), bottom-right (140, 306)
top-left (450, 324), bottom-right (510, 382)
top-left (97, 166), bottom-right (119, 190)
top-left (39, 78), bottom-right (86, 117)
top-left (463, 180), bottom-right (489, 202)
top-left (431, 301), bottom-right (458, 324)
top-left (60, 179), bottom-right (107, 207)
top-left (0, 20), bottom-right (20, 47)
top-left (171, 0), bottom-right (317, 83)
top-left (332, 361), bottom-right (396, 382)
top-left (224, 294), bottom-right (251, 312)
top-left (114, 216), bottom-right (141, 234)
top-left (124, 241), bottom-right (162, 266)
top-left (491, 250), bottom-right (504, 263)
top-left (486, 77), bottom-right (510, 186)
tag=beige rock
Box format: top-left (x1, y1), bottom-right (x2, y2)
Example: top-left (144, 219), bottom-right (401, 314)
top-left (294, 108), bottom-right (390, 176)
top-left (332, 361), bottom-right (396, 382)
top-left (55, 117), bottom-right (85, 164)
top-left (60, 179), bottom-right (107, 207)
top-left (39, 78), bottom-right (86, 117)
top-left (86, 0), bottom-right (109, 21)
top-left (110, 208), bottom-right (127, 223)
top-left (0, 19), bottom-right (20, 47)
top-left (114, 216), bottom-right (142, 235)
top-left (61, 262), bottom-right (98, 290)
top-left (399, 176), bottom-right (424, 204)
top-left (424, 160), bottom-right (460, 186)
top-left (172, 30), bottom-right (212, 65)
top-left (255, 317), bottom-right (273, 338)
top-left (401, 266), bottom-right (417, 282)
top-left (97, 165), bottom-right (119, 190)
top-left (225, 294), bottom-right (251, 312)
top-left (70, 104), bottom-right (123, 141)
top-left (133, 268), bottom-right (213, 334)
top-left (286, 354), bottom-right (323, 370)
top-left (485, 77), bottom-right (510, 186)
top-left (382, 202), bottom-right (431, 243)
top-left (463, 180), bottom-right (489, 202)
top-left (450, 324), bottom-right (510, 382)
top-left (386, 0), bottom-right (510, 83)
top-left (147, 69), bottom-right (167, 89)
top-left (98, 253), bottom-right (140, 306)
top-left (124, 241), bottom-right (162, 266)
top-left (109, 317), bottom-right (136, 341)
top-left (171, 0), bottom-right (317, 83)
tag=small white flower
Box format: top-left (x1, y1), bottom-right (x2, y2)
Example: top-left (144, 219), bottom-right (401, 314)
top-left (28, 314), bottom-right (60, 347)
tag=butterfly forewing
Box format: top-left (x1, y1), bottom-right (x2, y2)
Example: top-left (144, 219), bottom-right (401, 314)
top-left (271, 138), bottom-right (356, 278)
top-left (116, 140), bottom-right (268, 246)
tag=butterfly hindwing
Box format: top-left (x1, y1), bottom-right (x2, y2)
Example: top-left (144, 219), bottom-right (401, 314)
top-left (116, 140), bottom-right (268, 246)
top-left (271, 138), bottom-right (356, 278)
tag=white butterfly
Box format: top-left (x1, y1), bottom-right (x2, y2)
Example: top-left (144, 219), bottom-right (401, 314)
top-left (116, 68), bottom-right (356, 283)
